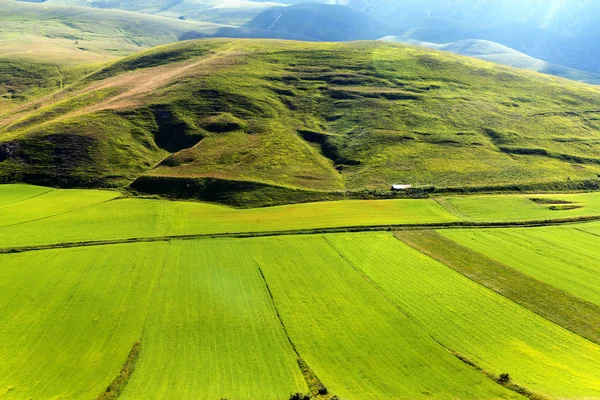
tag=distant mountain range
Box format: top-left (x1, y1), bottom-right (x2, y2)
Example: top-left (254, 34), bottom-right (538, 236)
top-left (14, 0), bottom-right (600, 83)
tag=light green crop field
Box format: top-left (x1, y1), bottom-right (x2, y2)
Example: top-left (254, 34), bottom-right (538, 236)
top-left (120, 239), bottom-right (307, 399)
top-left (0, 236), bottom-right (520, 399)
top-left (0, 186), bottom-right (119, 227)
top-left (442, 225), bottom-right (600, 306)
top-left (0, 186), bottom-right (458, 248)
top-left (437, 192), bottom-right (600, 222)
top-left (326, 233), bottom-right (600, 398)
top-left (246, 235), bottom-right (517, 399)
top-left (4, 184), bottom-right (600, 249)
top-left (0, 243), bottom-right (167, 400)
top-left (0, 241), bottom-right (306, 400)
top-left (0, 183), bottom-right (52, 206)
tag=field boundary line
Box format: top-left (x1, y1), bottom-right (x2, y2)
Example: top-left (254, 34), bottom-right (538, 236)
top-left (256, 266), bottom-right (329, 398)
top-left (2, 215), bottom-right (600, 254)
top-left (0, 188), bottom-right (54, 209)
top-left (322, 237), bottom-right (547, 400)
top-left (0, 196), bottom-right (120, 229)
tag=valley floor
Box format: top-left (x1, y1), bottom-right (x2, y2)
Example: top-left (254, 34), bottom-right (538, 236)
top-left (1, 184), bottom-right (600, 399)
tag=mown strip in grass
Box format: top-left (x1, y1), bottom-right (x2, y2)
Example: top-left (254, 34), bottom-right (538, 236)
top-left (442, 226), bottom-right (600, 306)
top-left (395, 230), bottom-right (600, 345)
top-left (326, 233), bottom-right (600, 398)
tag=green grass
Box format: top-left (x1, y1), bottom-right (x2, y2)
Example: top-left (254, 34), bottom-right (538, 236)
top-left (442, 225), bottom-right (600, 306)
top-left (2, 38), bottom-right (600, 200)
top-left (120, 239), bottom-right (307, 399)
top-left (0, 187), bottom-right (119, 227)
top-left (0, 242), bottom-right (167, 400)
top-left (0, 183), bottom-right (51, 205)
top-left (248, 235), bottom-right (517, 399)
top-left (396, 229), bottom-right (600, 346)
top-left (0, 187), bottom-right (458, 248)
top-left (0, 240), bottom-right (307, 399)
top-left (437, 192), bottom-right (600, 222)
top-left (326, 232), bottom-right (600, 398)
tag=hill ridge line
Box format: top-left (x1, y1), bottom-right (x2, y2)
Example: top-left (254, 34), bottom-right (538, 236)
top-left (2, 215), bottom-right (600, 254)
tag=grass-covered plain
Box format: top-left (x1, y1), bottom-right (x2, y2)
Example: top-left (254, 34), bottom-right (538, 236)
top-left (0, 236), bottom-right (521, 399)
top-left (3, 184), bottom-right (600, 249)
top-left (327, 233), bottom-right (600, 398)
top-left (120, 239), bottom-right (307, 399)
top-left (0, 186), bottom-right (458, 248)
top-left (0, 185), bottom-right (119, 227)
top-left (222, 236), bottom-right (517, 399)
top-left (437, 192), bottom-right (600, 222)
top-left (443, 225), bottom-right (600, 306)
top-left (0, 183), bottom-right (51, 206)
top-left (0, 243), bottom-right (167, 400)
top-left (0, 241), bottom-right (307, 400)
top-left (396, 230), bottom-right (600, 346)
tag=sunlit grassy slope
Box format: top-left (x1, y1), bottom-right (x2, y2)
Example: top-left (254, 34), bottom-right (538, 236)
top-left (0, 0), bottom-right (306, 116)
top-left (2, 39), bottom-right (600, 202)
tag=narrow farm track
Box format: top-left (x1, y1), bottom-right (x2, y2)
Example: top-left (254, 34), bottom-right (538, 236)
top-left (2, 216), bottom-right (600, 255)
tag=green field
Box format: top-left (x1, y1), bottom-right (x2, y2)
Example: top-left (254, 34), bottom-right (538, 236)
top-left (327, 233), bottom-right (600, 398)
top-left (0, 185), bottom-right (459, 248)
top-left (443, 225), bottom-right (600, 306)
top-left (437, 192), bottom-right (600, 222)
top-left (2, 182), bottom-right (600, 398)
top-left (120, 240), bottom-right (307, 399)
top-left (0, 183), bottom-right (51, 205)
top-left (0, 243), bottom-right (166, 399)
top-left (0, 185), bottom-right (119, 227)
top-left (250, 236), bottom-right (516, 399)
top-left (2, 184), bottom-right (600, 249)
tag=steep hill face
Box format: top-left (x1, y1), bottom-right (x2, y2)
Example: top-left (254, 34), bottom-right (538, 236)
top-left (1, 39), bottom-right (600, 204)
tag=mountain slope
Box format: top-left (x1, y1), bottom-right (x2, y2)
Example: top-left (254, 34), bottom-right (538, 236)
top-left (245, 3), bottom-right (390, 41)
top-left (1, 39), bottom-right (600, 204)
top-left (0, 0), bottom-right (313, 62)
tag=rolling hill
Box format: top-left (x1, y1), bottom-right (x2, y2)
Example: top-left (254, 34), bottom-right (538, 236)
top-left (1, 38), bottom-right (600, 205)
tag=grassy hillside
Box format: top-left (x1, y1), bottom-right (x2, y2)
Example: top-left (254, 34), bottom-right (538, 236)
top-left (2, 39), bottom-right (600, 202)
top-left (0, 0), bottom-right (311, 116)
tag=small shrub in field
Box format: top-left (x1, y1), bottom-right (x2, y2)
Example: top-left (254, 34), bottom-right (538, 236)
top-left (289, 393), bottom-right (311, 400)
top-left (498, 373), bottom-right (511, 384)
